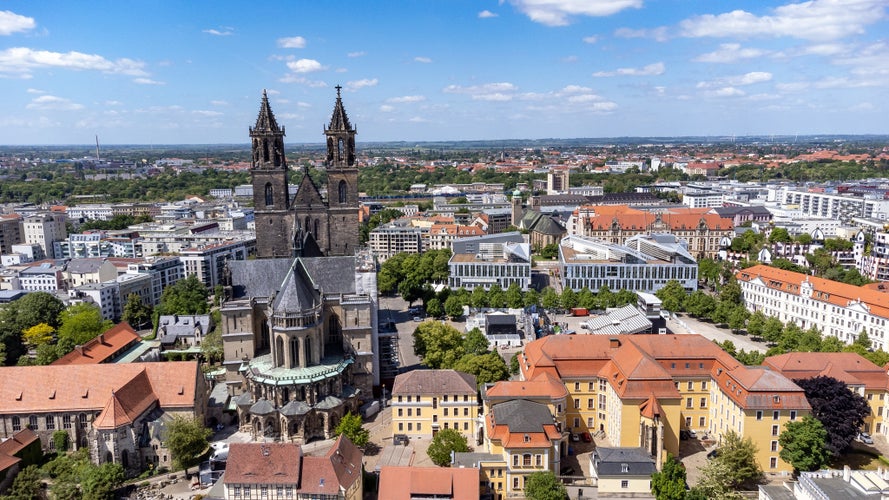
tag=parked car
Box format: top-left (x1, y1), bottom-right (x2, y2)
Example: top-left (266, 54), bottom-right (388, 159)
top-left (581, 432), bottom-right (592, 443)
top-left (688, 429), bottom-right (697, 439)
top-left (570, 432), bottom-right (580, 442)
top-left (393, 434), bottom-right (409, 446)
top-left (858, 432), bottom-right (874, 445)
top-left (413, 316), bottom-right (423, 322)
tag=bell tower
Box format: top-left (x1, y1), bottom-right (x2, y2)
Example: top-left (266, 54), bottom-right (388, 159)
top-left (324, 85), bottom-right (360, 256)
top-left (251, 90), bottom-right (295, 258)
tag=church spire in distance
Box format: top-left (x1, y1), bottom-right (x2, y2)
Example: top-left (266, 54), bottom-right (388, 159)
top-left (324, 85), bottom-right (357, 168)
top-left (250, 89), bottom-right (286, 169)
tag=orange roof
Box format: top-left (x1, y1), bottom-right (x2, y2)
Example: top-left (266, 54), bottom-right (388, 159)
top-left (379, 466), bottom-right (480, 500)
top-left (225, 443), bottom-right (302, 485)
top-left (737, 265), bottom-right (889, 319)
top-left (53, 323), bottom-right (141, 365)
top-left (485, 372), bottom-right (568, 400)
top-left (0, 362), bottom-right (199, 415)
top-left (764, 352), bottom-right (887, 390)
top-left (582, 206), bottom-right (732, 232)
top-left (0, 429), bottom-right (38, 459)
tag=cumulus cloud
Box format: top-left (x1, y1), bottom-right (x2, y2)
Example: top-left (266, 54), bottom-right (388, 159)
top-left (347, 51), bottom-right (365, 58)
top-left (26, 95), bottom-right (84, 111)
top-left (444, 82), bottom-right (519, 101)
top-left (379, 105), bottom-right (395, 112)
top-left (0, 47), bottom-right (149, 78)
top-left (0, 10), bottom-right (35, 35)
top-left (582, 35), bottom-right (599, 44)
top-left (414, 56), bottom-right (432, 63)
top-left (345, 78), bottom-right (378, 91)
top-left (508, 0), bottom-right (643, 26)
top-left (710, 87), bottom-right (745, 97)
top-left (679, 0), bottom-right (888, 41)
top-left (277, 36), bottom-right (306, 48)
top-left (203, 27), bottom-right (234, 36)
top-left (193, 110), bottom-right (223, 117)
top-left (696, 71), bottom-right (772, 88)
top-left (279, 75), bottom-right (327, 87)
top-left (286, 59), bottom-right (325, 73)
top-left (592, 62), bottom-right (664, 77)
top-left (210, 100), bottom-right (228, 106)
top-left (478, 10), bottom-right (498, 18)
top-left (694, 43), bottom-right (766, 63)
top-left (614, 26), bottom-right (669, 42)
top-left (387, 95), bottom-right (426, 103)
top-left (26, 88), bottom-right (44, 94)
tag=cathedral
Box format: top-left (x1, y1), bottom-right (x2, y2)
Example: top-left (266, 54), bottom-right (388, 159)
top-left (251, 86), bottom-right (360, 258)
top-left (219, 90), bottom-right (378, 443)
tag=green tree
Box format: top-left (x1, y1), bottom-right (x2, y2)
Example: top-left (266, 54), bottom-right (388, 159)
top-left (796, 233), bottom-right (813, 245)
top-left (56, 303), bottom-right (113, 353)
top-left (746, 311), bottom-right (766, 339)
top-left (855, 330), bottom-right (872, 350)
top-left (655, 280), bottom-right (687, 313)
top-left (159, 275), bottom-right (209, 315)
top-left (470, 287), bottom-right (489, 310)
top-left (559, 288), bottom-right (577, 310)
top-left (164, 416), bottom-right (212, 474)
top-left (121, 293), bottom-right (152, 328)
top-left (53, 430), bottom-right (69, 454)
top-left (505, 283), bottom-right (524, 309)
top-left (425, 297), bottom-right (443, 318)
top-left (539, 243), bottom-right (559, 260)
top-left (454, 352), bottom-right (509, 385)
top-left (488, 284), bottom-right (505, 309)
top-left (463, 328), bottom-right (489, 356)
top-left (576, 287), bottom-right (595, 309)
top-left (334, 412), bottom-right (369, 448)
top-left (727, 306), bottom-right (749, 333)
top-left (3, 465), bottom-right (45, 500)
top-left (768, 227), bottom-right (792, 244)
top-left (698, 258), bottom-right (721, 286)
top-left (201, 323), bottom-right (223, 363)
top-left (541, 288), bottom-right (560, 310)
top-left (685, 291), bottom-right (717, 318)
top-left (707, 430), bottom-right (763, 490)
top-left (0, 291), bottom-right (66, 364)
top-left (524, 470), bottom-right (567, 500)
top-left (779, 416), bottom-right (830, 473)
top-left (719, 279), bottom-right (742, 305)
top-left (509, 352), bottom-right (520, 375)
top-left (81, 462), bottom-right (125, 500)
top-left (413, 322), bottom-right (466, 369)
top-left (444, 295), bottom-right (465, 319)
top-left (651, 454), bottom-right (686, 500)
top-left (427, 428), bottom-right (469, 466)
top-left (762, 316), bottom-right (784, 344)
top-left (523, 288), bottom-right (540, 308)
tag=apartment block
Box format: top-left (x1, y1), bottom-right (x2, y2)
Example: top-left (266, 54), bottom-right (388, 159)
top-left (448, 233), bottom-right (531, 291)
top-left (390, 370), bottom-right (479, 441)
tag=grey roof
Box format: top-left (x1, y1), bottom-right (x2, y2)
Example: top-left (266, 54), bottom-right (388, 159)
top-left (491, 399), bottom-right (554, 433)
top-left (250, 399), bottom-right (276, 415)
top-left (713, 206), bottom-right (772, 217)
top-left (300, 256), bottom-right (357, 294)
top-left (451, 232), bottom-right (524, 255)
top-left (583, 305), bottom-right (652, 335)
top-left (229, 258), bottom-right (292, 299)
top-left (314, 395), bottom-right (343, 410)
top-left (272, 261), bottom-right (319, 314)
top-left (810, 476), bottom-right (880, 499)
top-left (486, 313), bottom-right (516, 326)
top-left (208, 383), bottom-right (230, 408)
top-left (452, 452), bottom-right (503, 468)
top-left (392, 369), bottom-right (477, 396)
top-left (66, 258), bottom-right (109, 274)
top-left (593, 447), bottom-right (656, 476)
top-left (758, 485), bottom-right (797, 500)
top-left (234, 392), bottom-right (253, 407)
top-left (279, 400), bottom-right (311, 416)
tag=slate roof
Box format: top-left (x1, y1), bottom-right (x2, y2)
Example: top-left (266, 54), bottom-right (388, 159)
top-left (279, 400), bottom-right (310, 416)
top-left (300, 256), bottom-right (358, 294)
top-left (491, 399), bottom-right (554, 434)
top-left (594, 447), bottom-right (656, 476)
top-left (272, 262), bottom-right (319, 314)
top-left (66, 258), bottom-right (110, 274)
top-left (229, 258), bottom-right (292, 299)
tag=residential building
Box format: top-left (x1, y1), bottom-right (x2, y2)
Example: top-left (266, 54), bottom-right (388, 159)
top-left (683, 189), bottom-right (723, 209)
top-left (19, 261), bottom-right (66, 292)
top-left (68, 281), bottom-right (118, 321)
top-left (158, 314), bottom-right (213, 349)
top-left (53, 323), bottom-right (142, 365)
top-left (0, 362), bottom-right (206, 472)
top-left (66, 258), bottom-right (118, 288)
top-left (448, 233), bottom-right (531, 291)
top-left (378, 466), bottom-right (480, 500)
top-left (180, 239), bottom-right (252, 288)
top-left (125, 256), bottom-right (184, 306)
top-left (222, 435), bottom-right (363, 500)
top-left (368, 221), bottom-right (425, 262)
top-left (591, 447), bottom-right (656, 496)
top-left (517, 334), bottom-right (811, 474)
top-left (736, 265), bottom-right (889, 349)
top-left (54, 231), bottom-right (141, 259)
top-left (23, 213), bottom-right (67, 259)
top-left (391, 370), bottom-right (479, 441)
top-left (858, 230), bottom-right (889, 281)
top-left (763, 352), bottom-right (888, 435)
top-left (427, 224), bottom-right (486, 250)
top-left (547, 169), bottom-right (570, 195)
top-left (710, 206), bottom-right (772, 227)
top-left (779, 187), bottom-right (889, 222)
top-left (558, 234), bottom-right (698, 293)
top-left (0, 214), bottom-right (22, 255)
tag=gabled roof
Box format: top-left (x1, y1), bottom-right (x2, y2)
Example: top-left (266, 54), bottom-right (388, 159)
top-left (485, 372), bottom-right (568, 401)
top-left (224, 442), bottom-right (301, 485)
top-left (764, 352), bottom-right (887, 390)
top-left (594, 447), bottom-right (656, 477)
top-left (393, 369), bottom-right (477, 396)
top-left (53, 322), bottom-right (141, 365)
top-left (379, 466), bottom-right (480, 500)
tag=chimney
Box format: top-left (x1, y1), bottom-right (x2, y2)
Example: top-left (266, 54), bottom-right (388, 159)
top-left (609, 338), bottom-right (621, 349)
top-left (98, 334), bottom-right (106, 345)
top-left (75, 345), bottom-right (83, 355)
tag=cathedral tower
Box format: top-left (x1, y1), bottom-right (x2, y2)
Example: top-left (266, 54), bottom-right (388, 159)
top-left (251, 90), bottom-right (295, 258)
top-left (323, 86), bottom-right (360, 256)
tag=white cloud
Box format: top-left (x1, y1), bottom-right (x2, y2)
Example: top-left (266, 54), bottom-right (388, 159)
top-left (210, 100), bottom-right (228, 106)
top-left (0, 47), bottom-right (149, 78)
top-left (26, 95), bottom-right (84, 111)
top-left (0, 10), bottom-right (35, 35)
top-left (387, 95), bottom-right (426, 103)
top-left (286, 59), bottom-right (326, 73)
top-left (508, 0), bottom-right (644, 26)
top-left (277, 36), bottom-right (306, 48)
top-left (694, 43), bottom-right (766, 63)
top-left (203, 27), bottom-right (234, 36)
top-left (679, 0), bottom-right (888, 41)
top-left (478, 10), bottom-right (498, 18)
top-left (414, 56), bottom-right (432, 63)
top-left (653, 86), bottom-right (666, 96)
top-left (559, 85), bottom-right (593, 94)
top-left (296, 101), bottom-right (311, 108)
top-left (711, 87), bottom-right (745, 97)
top-left (614, 26), bottom-right (669, 42)
top-left (279, 75), bottom-right (327, 87)
top-left (697, 71), bottom-right (772, 88)
top-left (193, 110), bottom-right (223, 117)
top-left (347, 51), bottom-right (365, 58)
top-left (408, 116), bottom-right (428, 123)
top-left (379, 105), bottom-right (395, 112)
top-left (26, 88), bottom-right (44, 94)
top-left (105, 100), bottom-right (122, 106)
top-left (776, 82), bottom-right (810, 92)
top-left (593, 62), bottom-right (665, 77)
top-left (443, 82), bottom-right (518, 102)
top-left (582, 35), bottom-right (599, 44)
top-left (346, 78), bottom-right (378, 91)
top-left (133, 77), bottom-right (164, 85)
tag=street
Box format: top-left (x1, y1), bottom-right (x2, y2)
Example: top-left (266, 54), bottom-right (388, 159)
top-left (667, 313), bottom-right (767, 354)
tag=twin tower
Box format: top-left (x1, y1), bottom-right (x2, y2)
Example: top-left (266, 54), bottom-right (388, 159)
top-left (250, 87), bottom-right (359, 258)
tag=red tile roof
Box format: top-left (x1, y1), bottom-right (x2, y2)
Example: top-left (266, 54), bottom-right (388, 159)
top-left (485, 372), bottom-right (568, 400)
top-left (224, 443), bottom-right (302, 485)
top-left (379, 466), bottom-right (480, 500)
top-left (53, 323), bottom-right (141, 365)
top-left (764, 352), bottom-right (887, 390)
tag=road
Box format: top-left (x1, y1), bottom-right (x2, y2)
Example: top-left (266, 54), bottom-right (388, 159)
top-left (667, 313), bottom-right (767, 354)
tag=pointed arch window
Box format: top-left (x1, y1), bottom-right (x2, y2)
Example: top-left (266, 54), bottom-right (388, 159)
top-left (314, 219), bottom-right (320, 238)
top-left (265, 183), bottom-right (274, 207)
top-left (338, 180), bottom-right (347, 204)
top-left (305, 217), bottom-right (312, 235)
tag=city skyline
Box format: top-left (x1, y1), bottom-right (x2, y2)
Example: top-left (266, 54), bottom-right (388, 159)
top-left (0, 1), bottom-right (887, 145)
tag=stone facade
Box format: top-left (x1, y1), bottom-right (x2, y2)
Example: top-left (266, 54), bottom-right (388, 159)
top-left (252, 87), bottom-right (360, 259)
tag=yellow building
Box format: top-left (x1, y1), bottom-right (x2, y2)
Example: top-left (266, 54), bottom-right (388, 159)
top-left (391, 369), bottom-right (479, 442)
top-left (519, 334), bottom-right (812, 473)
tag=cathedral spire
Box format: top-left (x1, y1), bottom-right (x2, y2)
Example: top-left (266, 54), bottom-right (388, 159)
top-left (326, 85), bottom-right (354, 133)
top-left (324, 86), bottom-right (357, 168)
top-left (250, 90), bottom-right (286, 169)
top-left (252, 89), bottom-right (283, 135)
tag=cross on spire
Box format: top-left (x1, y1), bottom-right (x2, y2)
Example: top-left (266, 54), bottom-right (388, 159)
top-left (335, 85), bottom-right (342, 98)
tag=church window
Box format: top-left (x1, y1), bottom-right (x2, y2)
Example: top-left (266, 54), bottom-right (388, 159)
top-left (338, 180), bottom-right (347, 203)
top-left (314, 219), bottom-right (320, 237)
top-left (264, 183), bottom-right (273, 207)
top-left (11, 417), bottom-right (20, 432)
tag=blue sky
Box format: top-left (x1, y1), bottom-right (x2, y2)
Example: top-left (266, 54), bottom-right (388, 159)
top-left (1, 1), bottom-right (887, 145)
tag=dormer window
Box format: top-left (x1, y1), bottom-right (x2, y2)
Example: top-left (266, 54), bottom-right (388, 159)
top-left (524, 434), bottom-right (530, 443)
top-left (621, 463), bottom-right (629, 473)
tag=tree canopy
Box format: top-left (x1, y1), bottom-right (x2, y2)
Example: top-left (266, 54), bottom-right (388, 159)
top-left (426, 428), bottom-right (469, 466)
top-left (158, 275), bottom-right (209, 315)
top-left (0, 292), bottom-right (66, 364)
top-left (651, 454), bottom-right (687, 500)
top-left (164, 415), bottom-right (212, 473)
top-left (779, 415), bottom-right (831, 473)
top-left (794, 375), bottom-right (870, 456)
top-left (524, 470), bottom-right (568, 500)
top-left (334, 412), bottom-right (369, 448)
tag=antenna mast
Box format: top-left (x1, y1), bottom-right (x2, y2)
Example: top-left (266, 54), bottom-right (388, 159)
top-left (95, 135), bottom-right (100, 161)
